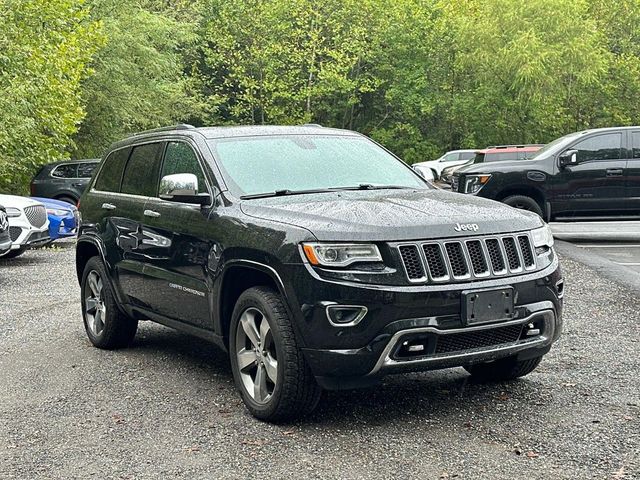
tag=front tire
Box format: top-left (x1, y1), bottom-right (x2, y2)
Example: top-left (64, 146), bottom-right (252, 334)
top-left (229, 286), bottom-right (322, 422)
top-left (81, 256), bottom-right (138, 349)
top-left (502, 195), bottom-right (543, 217)
top-left (464, 355), bottom-right (543, 381)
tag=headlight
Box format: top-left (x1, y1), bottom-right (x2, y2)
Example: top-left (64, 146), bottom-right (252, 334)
top-left (531, 225), bottom-right (554, 248)
top-left (302, 243), bottom-right (382, 267)
top-left (46, 208), bottom-right (69, 216)
top-left (5, 207), bottom-right (21, 218)
top-left (463, 174), bottom-right (491, 194)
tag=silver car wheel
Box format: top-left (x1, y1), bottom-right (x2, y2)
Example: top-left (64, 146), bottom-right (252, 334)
top-left (235, 307), bottom-right (278, 404)
top-left (85, 270), bottom-right (106, 336)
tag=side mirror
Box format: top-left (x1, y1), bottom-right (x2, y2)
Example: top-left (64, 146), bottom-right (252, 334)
top-left (159, 173), bottom-right (211, 205)
top-left (559, 149), bottom-right (578, 168)
top-left (413, 166), bottom-right (435, 182)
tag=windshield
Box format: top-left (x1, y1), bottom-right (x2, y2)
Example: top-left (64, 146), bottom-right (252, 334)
top-left (531, 132), bottom-right (583, 160)
top-left (206, 135), bottom-right (428, 197)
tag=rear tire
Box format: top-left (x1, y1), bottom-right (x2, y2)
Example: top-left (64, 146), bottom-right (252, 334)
top-left (0, 247), bottom-right (27, 259)
top-left (502, 195), bottom-right (543, 217)
top-left (57, 196), bottom-right (77, 206)
top-left (229, 286), bottom-right (322, 422)
top-left (81, 256), bottom-right (138, 349)
top-left (464, 355), bottom-right (543, 381)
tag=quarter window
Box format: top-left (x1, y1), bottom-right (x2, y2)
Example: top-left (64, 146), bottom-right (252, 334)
top-left (121, 143), bottom-right (163, 196)
top-left (160, 142), bottom-right (208, 194)
top-left (573, 133), bottom-right (622, 162)
top-left (51, 164), bottom-right (77, 178)
top-left (95, 149), bottom-right (130, 192)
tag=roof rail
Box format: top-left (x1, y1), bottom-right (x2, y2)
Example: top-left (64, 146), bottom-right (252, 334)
top-left (301, 123), bottom-right (323, 127)
top-left (486, 144), bottom-right (544, 149)
top-left (131, 124), bottom-right (196, 136)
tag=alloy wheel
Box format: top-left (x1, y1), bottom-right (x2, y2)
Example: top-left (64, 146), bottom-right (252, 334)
top-left (85, 270), bottom-right (106, 336)
top-left (235, 307), bottom-right (278, 404)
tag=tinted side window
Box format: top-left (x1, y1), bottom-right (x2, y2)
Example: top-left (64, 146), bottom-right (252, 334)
top-left (573, 133), bottom-right (621, 162)
top-left (121, 143), bottom-right (163, 196)
top-left (459, 152), bottom-right (475, 160)
top-left (442, 152), bottom-right (459, 162)
top-left (95, 149), bottom-right (130, 192)
top-left (632, 132), bottom-right (640, 158)
top-left (52, 164), bottom-right (77, 178)
top-left (77, 162), bottom-right (98, 178)
top-left (160, 142), bottom-right (207, 194)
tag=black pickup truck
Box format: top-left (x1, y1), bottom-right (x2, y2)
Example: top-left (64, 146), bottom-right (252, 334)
top-left (454, 126), bottom-right (640, 220)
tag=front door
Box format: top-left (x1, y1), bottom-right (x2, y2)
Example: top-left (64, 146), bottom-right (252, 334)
top-left (551, 131), bottom-right (627, 217)
top-left (137, 140), bottom-right (215, 329)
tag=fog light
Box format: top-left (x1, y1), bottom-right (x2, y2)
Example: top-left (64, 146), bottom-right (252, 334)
top-left (326, 305), bottom-right (368, 327)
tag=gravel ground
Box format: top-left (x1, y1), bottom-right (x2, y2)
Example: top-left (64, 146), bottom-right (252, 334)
top-left (0, 244), bottom-right (638, 479)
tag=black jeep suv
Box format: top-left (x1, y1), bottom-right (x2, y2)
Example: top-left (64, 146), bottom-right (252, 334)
top-left (76, 124), bottom-right (563, 421)
top-left (455, 126), bottom-right (640, 220)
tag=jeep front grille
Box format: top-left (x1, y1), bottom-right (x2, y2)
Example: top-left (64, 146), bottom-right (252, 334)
top-left (24, 205), bottom-right (47, 228)
top-left (397, 233), bottom-right (536, 283)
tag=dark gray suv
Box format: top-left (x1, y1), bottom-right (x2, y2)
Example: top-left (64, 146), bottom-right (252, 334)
top-left (30, 159), bottom-right (99, 205)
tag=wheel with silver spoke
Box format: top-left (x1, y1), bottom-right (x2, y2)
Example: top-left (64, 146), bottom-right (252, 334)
top-left (85, 271), bottom-right (106, 337)
top-left (81, 256), bottom-right (138, 349)
top-left (229, 287), bottom-right (322, 422)
top-left (235, 307), bottom-right (278, 404)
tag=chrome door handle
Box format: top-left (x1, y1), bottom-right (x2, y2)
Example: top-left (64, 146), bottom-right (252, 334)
top-left (101, 203), bottom-right (116, 210)
top-left (606, 168), bottom-right (623, 177)
top-left (143, 209), bottom-right (161, 218)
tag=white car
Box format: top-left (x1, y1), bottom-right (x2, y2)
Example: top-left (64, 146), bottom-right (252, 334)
top-left (413, 149), bottom-right (477, 179)
top-left (0, 194), bottom-right (50, 258)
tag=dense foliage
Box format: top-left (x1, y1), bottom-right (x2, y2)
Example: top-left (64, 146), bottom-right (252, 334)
top-left (1, 0), bottom-right (640, 192)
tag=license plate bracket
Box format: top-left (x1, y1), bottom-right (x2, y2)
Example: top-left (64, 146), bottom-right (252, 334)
top-left (461, 287), bottom-right (514, 325)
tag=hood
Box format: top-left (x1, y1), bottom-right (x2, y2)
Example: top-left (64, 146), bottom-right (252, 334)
top-left (31, 197), bottom-right (76, 210)
top-left (240, 189), bottom-right (542, 242)
top-left (0, 194), bottom-right (45, 209)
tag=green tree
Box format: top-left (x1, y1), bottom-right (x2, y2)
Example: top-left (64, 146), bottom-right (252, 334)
top-left (0, 0), bottom-right (101, 193)
top-left (73, 0), bottom-right (202, 158)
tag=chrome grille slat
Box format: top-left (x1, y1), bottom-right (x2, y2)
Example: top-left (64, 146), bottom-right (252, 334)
top-left (24, 205), bottom-right (47, 228)
top-left (396, 233), bottom-right (537, 283)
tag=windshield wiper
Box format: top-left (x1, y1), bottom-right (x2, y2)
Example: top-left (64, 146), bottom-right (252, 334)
top-left (240, 184), bottom-right (414, 199)
top-left (240, 188), bottom-right (334, 199)
top-left (329, 184), bottom-right (414, 191)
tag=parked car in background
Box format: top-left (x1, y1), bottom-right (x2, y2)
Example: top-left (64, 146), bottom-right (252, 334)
top-left (32, 197), bottom-right (79, 241)
top-left (413, 149), bottom-right (476, 179)
top-left (444, 145), bottom-right (542, 188)
top-left (0, 204), bottom-right (11, 256)
top-left (453, 126), bottom-right (639, 219)
top-left (0, 195), bottom-right (50, 258)
top-left (30, 159), bottom-right (100, 205)
top-left (76, 124), bottom-right (562, 421)
top-left (449, 145), bottom-right (542, 189)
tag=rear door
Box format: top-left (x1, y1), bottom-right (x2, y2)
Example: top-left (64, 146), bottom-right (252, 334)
top-left (626, 130), bottom-right (640, 213)
top-left (552, 132), bottom-right (627, 216)
top-left (91, 143), bottom-right (163, 308)
top-left (73, 162), bottom-right (99, 198)
top-left (136, 140), bottom-right (215, 329)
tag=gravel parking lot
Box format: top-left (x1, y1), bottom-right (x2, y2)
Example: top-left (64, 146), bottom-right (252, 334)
top-left (1, 244), bottom-right (638, 479)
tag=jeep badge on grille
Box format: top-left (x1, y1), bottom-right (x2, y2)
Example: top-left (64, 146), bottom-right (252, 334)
top-left (454, 222), bottom-right (479, 232)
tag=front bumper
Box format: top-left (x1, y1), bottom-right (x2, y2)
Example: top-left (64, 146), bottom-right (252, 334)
top-left (7, 216), bottom-right (50, 249)
top-left (286, 257), bottom-right (563, 389)
top-left (48, 213), bottom-right (78, 240)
